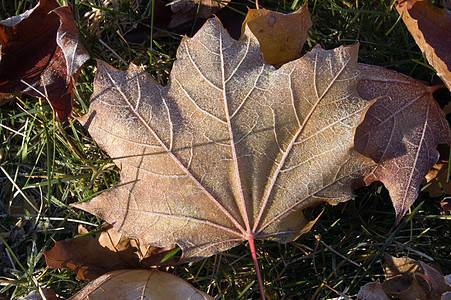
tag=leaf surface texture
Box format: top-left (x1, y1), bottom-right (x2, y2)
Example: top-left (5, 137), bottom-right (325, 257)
top-left (75, 19), bottom-right (374, 259)
top-left (69, 269), bottom-right (213, 300)
top-left (355, 64), bottom-right (451, 220)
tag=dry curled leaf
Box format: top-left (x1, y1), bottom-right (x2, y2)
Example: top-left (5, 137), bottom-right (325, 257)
top-left (0, 0), bottom-right (89, 121)
top-left (425, 161), bottom-right (447, 183)
top-left (355, 64), bottom-right (451, 222)
top-left (44, 225), bottom-right (173, 280)
top-left (74, 18), bottom-right (374, 270)
top-left (423, 144), bottom-right (450, 198)
top-left (423, 159), bottom-right (451, 198)
top-left (396, 0), bottom-right (451, 90)
top-left (441, 197), bottom-right (451, 211)
top-left (359, 254), bottom-right (451, 300)
top-left (357, 280), bottom-right (391, 300)
top-left (241, 1), bottom-right (312, 65)
top-left (370, 253), bottom-right (451, 300)
top-left (69, 269), bottom-right (213, 300)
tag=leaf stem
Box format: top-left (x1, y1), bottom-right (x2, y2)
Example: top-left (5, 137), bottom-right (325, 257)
top-left (428, 83), bottom-right (446, 93)
top-left (247, 235), bottom-right (266, 300)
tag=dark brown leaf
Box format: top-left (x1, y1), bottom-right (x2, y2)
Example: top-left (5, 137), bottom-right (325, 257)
top-left (0, 0), bottom-right (89, 121)
top-left (44, 225), bottom-right (173, 280)
top-left (419, 261), bottom-right (451, 299)
top-left (124, 0), bottom-right (251, 43)
top-left (169, 0), bottom-right (226, 29)
top-left (376, 253), bottom-right (451, 300)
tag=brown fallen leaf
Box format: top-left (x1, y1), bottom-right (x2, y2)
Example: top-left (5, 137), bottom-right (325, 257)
top-left (396, 0), bottom-right (451, 90)
top-left (241, 1), bottom-right (312, 65)
top-left (378, 253), bottom-right (451, 300)
top-left (443, 101), bottom-right (451, 115)
top-left (169, 0), bottom-right (227, 29)
top-left (423, 160), bottom-right (451, 199)
top-left (0, 0), bottom-right (89, 121)
top-left (354, 64), bottom-right (451, 222)
top-left (441, 197), bottom-right (451, 211)
top-left (419, 261), bottom-right (451, 299)
top-left (69, 269), bottom-right (213, 300)
top-left (44, 225), bottom-right (173, 280)
top-left (7, 193), bottom-right (39, 219)
top-left (357, 279), bottom-right (391, 300)
top-left (74, 18), bottom-right (375, 297)
top-left (124, 0), bottom-right (251, 43)
top-left (122, 0), bottom-right (171, 44)
top-left (359, 254), bottom-right (451, 300)
top-left (423, 143), bottom-right (450, 198)
top-left (425, 161), bottom-right (447, 183)
top-left (381, 254), bottom-right (425, 298)
top-left (18, 288), bottom-right (57, 300)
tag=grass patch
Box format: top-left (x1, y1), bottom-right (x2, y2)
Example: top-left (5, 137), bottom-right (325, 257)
top-left (1, 0), bottom-right (449, 299)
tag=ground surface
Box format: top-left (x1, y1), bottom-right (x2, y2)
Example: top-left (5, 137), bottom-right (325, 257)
top-left (0, 0), bottom-right (450, 299)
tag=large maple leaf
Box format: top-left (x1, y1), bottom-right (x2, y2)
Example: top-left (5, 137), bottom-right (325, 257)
top-left (74, 18), bottom-right (375, 295)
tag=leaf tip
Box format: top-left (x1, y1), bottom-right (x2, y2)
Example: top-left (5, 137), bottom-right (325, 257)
top-left (71, 202), bottom-right (86, 211)
top-left (394, 207), bottom-right (408, 225)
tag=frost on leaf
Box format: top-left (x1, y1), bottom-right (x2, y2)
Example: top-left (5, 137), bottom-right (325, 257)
top-left (355, 64), bottom-right (451, 222)
top-left (74, 19), bottom-right (374, 260)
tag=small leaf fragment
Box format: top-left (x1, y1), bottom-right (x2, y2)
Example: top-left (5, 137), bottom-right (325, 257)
top-left (18, 288), bottom-right (57, 300)
top-left (441, 197), bottom-right (451, 211)
top-left (357, 280), bottom-right (391, 300)
top-left (423, 159), bottom-right (450, 198)
top-left (69, 269), bottom-right (213, 300)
